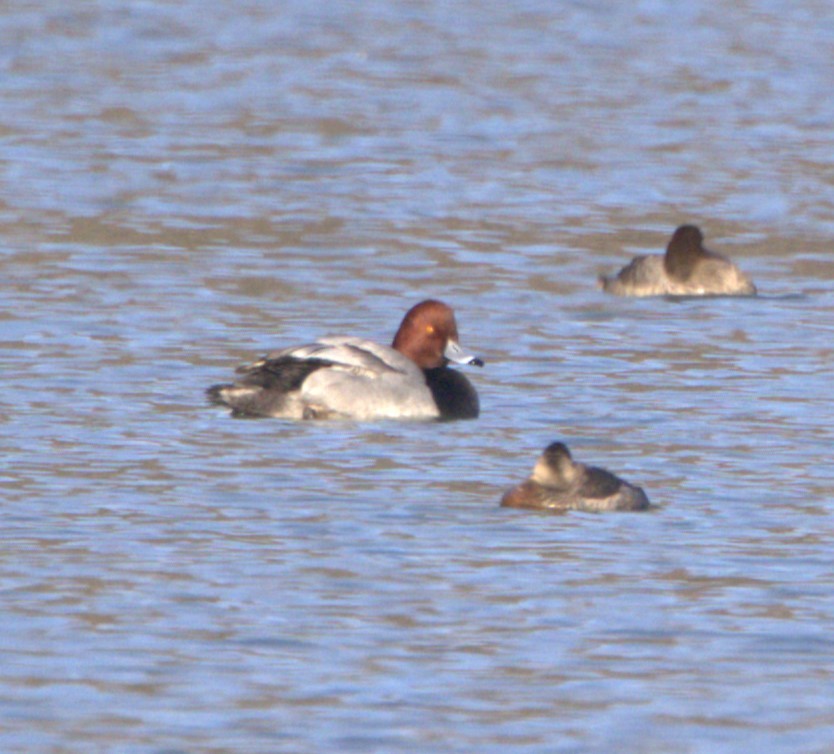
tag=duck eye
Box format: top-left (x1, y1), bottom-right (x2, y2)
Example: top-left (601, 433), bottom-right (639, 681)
top-left (425, 325), bottom-right (435, 334)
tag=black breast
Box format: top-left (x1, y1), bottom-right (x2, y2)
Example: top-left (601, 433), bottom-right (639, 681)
top-left (423, 367), bottom-right (480, 420)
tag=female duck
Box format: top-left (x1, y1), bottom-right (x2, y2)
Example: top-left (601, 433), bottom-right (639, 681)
top-left (207, 300), bottom-right (483, 421)
top-left (600, 224), bottom-right (756, 297)
top-left (501, 442), bottom-right (649, 512)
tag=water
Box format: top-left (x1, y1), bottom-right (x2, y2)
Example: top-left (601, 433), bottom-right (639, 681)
top-left (2, 1), bottom-right (834, 751)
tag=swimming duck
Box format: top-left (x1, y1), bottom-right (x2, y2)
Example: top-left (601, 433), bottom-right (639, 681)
top-left (600, 224), bottom-right (756, 297)
top-left (207, 300), bottom-right (483, 421)
top-left (501, 442), bottom-right (649, 512)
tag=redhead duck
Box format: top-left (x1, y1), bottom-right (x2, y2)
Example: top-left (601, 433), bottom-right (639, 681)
top-left (207, 300), bottom-right (483, 421)
top-left (600, 224), bottom-right (757, 297)
top-left (501, 442), bottom-right (649, 512)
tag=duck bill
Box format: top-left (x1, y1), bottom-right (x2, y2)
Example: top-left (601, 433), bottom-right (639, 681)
top-left (444, 339), bottom-right (484, 367)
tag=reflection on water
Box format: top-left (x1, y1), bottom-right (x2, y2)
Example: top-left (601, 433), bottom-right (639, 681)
top-left (2, 0), bottom-right (834, 751)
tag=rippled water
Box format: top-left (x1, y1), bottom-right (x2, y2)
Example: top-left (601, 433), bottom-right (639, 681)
top-left (3, 1), bottom-right (834, 751)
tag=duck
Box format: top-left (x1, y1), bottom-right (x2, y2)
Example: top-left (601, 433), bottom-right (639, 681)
top-left (501, 442), bottom-right (649, 512)
top-left (207, 300), bottom-right (483, 421)
top-left (599, 224), bottom-right (757, 297)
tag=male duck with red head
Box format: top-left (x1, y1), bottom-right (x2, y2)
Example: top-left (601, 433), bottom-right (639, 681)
top-left (208, 300), bottom-right (483, 421)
